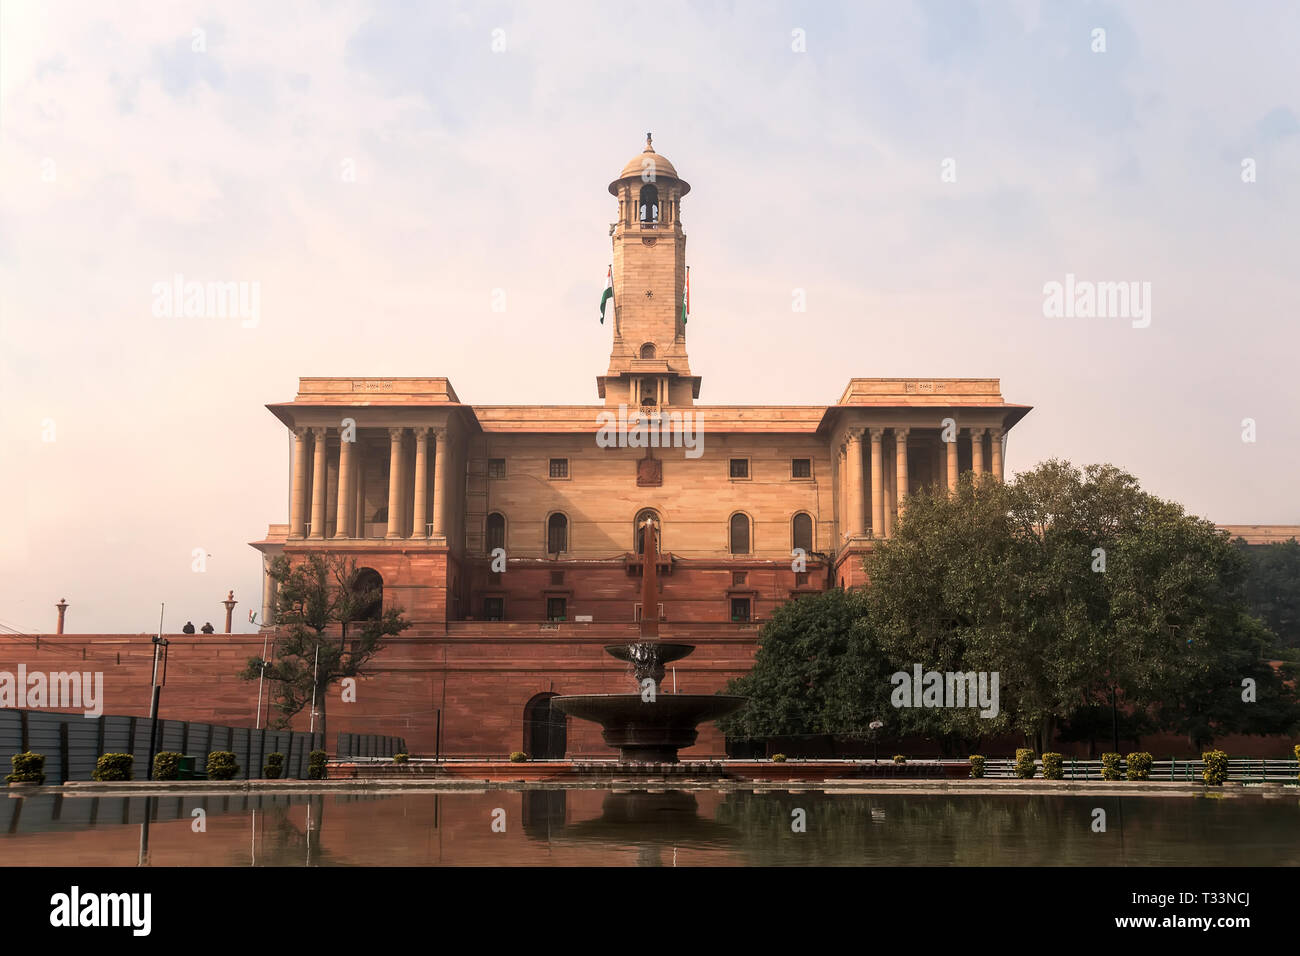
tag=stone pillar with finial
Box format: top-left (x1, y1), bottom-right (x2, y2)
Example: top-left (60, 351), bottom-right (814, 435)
top-left (640, 517), bottom-right (660, 639)
top-left (222, 590), bottom-right (238, 634)
top-left (56, 598), bottom-right (68, 635)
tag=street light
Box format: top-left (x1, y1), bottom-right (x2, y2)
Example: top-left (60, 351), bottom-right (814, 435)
top-left (869, 720), bottom-right (884, 764)
top-left (145, 625), bottom-right (170, 782)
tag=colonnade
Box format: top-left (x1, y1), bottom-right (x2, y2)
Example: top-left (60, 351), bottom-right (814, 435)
top-left (840, 425), bottom-right (1004, 539)
top-left (287, 425), bottom-right (451, 540)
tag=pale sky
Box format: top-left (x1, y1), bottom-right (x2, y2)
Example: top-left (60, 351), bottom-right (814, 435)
top-left (1, 0), bottom-right (1297, 633)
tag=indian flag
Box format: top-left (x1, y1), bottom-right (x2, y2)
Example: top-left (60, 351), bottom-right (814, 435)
top-left (680, 266), bottom-right (689, 325)
top-left (599, 266), bottom-right (613, 324)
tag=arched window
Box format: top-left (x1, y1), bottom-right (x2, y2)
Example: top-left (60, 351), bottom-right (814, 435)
top-left (729, 513), bottom-right (751, 555)
top-left (792, 512), bottom-right (813, 554)
top-left (547, 513), bottom-right (568, 554)
top-left (635, 509), bottom-right (661, 554)
top-left (486, 512), bottom-right (505, 553)
top-left (350, 568), bottom-right (383, 621)
top-left (640, 342), bottom-right (656, 359)
top-left (639, 184), bottom-right (659, 223)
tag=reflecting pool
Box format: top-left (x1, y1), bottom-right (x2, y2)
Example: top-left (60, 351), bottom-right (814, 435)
top-left (3, 788), bottom-right (1298, 866)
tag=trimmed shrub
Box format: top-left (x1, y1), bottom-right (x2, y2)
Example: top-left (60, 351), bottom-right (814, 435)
top-left (892, 755), bottom-right (907, 765)
top-left (152, 752), bottom-right (182, 781)
top-left (308, 750), bottom-right (328, 780)
top-left (263, 752), bottom-right (284, 779)
top-left (1014, 749), bottom-right (1037, 779)
top-left (206, 751), bottom-right (240, 781)
top-left (968, 755), bottom-right (985, 779)
top-left (6, 752), bottom-right (45, 784)
top-left (770, 753), bottom-right (787, 763)
top-left (1202, 750), bottom-right (1229, 786)
top-left (1126, 752), bottom-right (1153, 781)
top-left (1041, 752), bottom-right (1064, 779)
top-left (509, 751), bottom-right (528, 762)
top-left (92, 753), bottom-right (133, 782)
top-left (1294, 743), bottom-right (1299, 781)
top-left (1100, 752), bottom-right (1122, 781)
top-left (393, 753), bottom-right (409, 764)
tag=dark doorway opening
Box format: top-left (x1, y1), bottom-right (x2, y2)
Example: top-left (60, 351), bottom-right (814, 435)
top-left (523, 693), bottom-right (567, 759)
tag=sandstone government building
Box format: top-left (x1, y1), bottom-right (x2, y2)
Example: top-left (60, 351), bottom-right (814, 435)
top-left (23, 137), bottom-right (1299, 759)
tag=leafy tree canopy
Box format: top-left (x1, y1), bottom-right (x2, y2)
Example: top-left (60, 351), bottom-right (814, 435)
top-left (725, 460), bottom-right (1299, 754)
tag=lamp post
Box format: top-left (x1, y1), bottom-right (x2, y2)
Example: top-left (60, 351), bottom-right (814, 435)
top-left (145, 603), bottom-right (170, 781)
top-left (308, 643), bottom-right (321, 734)
top-left (255, 631), bottom-right (272, 730)
top-left (869, 720), bottom-right (884, 764)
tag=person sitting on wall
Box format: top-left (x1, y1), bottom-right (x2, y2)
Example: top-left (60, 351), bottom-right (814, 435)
top-left (200, 622), bottom-right (215, 634)
top-left (182, 621), bottom-right (196, 634)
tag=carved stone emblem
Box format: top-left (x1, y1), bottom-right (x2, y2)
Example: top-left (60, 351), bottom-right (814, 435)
top-left (636, 453), bottom-right (662, 486)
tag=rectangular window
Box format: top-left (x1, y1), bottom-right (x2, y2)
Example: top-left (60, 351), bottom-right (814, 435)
top-left (547, 597), bottom-right (567, 622)
top-left (795, 572), bottom-right (809, 587)
top-left (731, 598), bottom-right (751, 623)
top-left (483, 597), bottom-right (504, 621)
top-left (550, 571), bottom-right (564, 586)
top-left (549, 458), bottom-right (569, 479)
top-left (729, 458), bottom-right (749, 479)
top-left (487, 458), bottom-right (506, 479)
top-left (732, 571), bottom-right (747, 586)
top-left (792, 458), bottom-right (812, 479)
top-left (634, 603), bottom-right (664, 622)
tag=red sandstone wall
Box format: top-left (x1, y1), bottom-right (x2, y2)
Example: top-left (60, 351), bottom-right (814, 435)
top-left (0, 629), bottom-right (758, 758)
top-left (466, 561), bottom-right (829, 624)
top-left (5, 631), bottom-right (1294, 759)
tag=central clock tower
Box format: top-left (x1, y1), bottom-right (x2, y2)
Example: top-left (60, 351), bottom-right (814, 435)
top-left (598, 134), bottom-right (700, 408)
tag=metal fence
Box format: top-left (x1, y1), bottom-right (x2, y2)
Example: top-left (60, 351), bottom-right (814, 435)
top-left (0, 708), bottom-right (398, 783)
top-left (335, 732), bottom-right (404, 758)
top-left (979, 756), bottom-right (1300, 782)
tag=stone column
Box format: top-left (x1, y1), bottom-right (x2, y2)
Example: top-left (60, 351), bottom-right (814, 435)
top-left (385, 427), bottom-right (404, 539)
top-left (882, 437), bottom-right (894, 539)
top-left (845, 430), bottom-right (864, 537)
top-left (895, 427), bottom-right (910, 517)
top-left (222, 591), bottom-right (237, 634)
top-left (842, 442), bottom-right (852, 538)
top-left (412, 427), bottom-right (430, 538)
top-left (869, 428), bottom-right (885, 537)
top-left (431, 428), bottom-right (449, 537)
top-left (970, 428), bottom-right (986, 483)
top-left (309, 427), bottom-right (328, 539)
top-left (290, 428), bottom-right (309, 538)
top-left (55, 599), bottom-right (68, 635)
top-left (335, 433), bottom-right (354, 539)
top-left (946, 426), bottom-right (959, 492)
top-left (260, 559), bottom-right (275, 627)
top-left (991, 428), bottom-right (1005, 481)
top-left (325, 437), bottom-right (339, 536)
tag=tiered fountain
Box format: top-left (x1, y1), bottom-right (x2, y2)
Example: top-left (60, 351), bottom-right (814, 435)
top-left (552, 518), bottom-right (746, 763)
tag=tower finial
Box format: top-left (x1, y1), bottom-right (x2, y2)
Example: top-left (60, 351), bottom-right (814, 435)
top-left (645, 131), bottom-right (653, 151)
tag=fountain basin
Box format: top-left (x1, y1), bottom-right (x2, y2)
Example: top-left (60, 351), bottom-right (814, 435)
top-left (603, 643), bottom-right (695, 666)
top-left (551, 693), bottom-right (746, 763)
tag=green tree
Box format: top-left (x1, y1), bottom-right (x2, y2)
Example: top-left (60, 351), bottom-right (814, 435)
top-left (1235, 538), bottom-right (1300, 650)
top-left (241, 554), bottom-right (409, 743)
top-left (718, 589), bottom-right (900, 744)
top-left (868, 460), bottom-right (1299, 752)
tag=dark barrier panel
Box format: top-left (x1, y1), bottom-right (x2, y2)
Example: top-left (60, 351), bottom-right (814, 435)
top-left (0, 710), bottom-right (376, 781)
